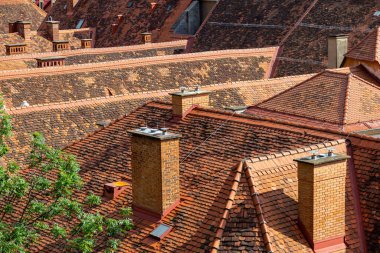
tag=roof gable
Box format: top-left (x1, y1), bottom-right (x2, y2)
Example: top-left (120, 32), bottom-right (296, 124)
top-left (248, 66), bottom-right (380, 128)
top-left (346, 27), bottom-right (380, 63)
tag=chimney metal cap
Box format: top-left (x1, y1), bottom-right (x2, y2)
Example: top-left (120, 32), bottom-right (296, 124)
top-left (169, 89), bottom-right (211, 97)
top-left (20, 101), bottom-right (30, 107)
top-left (224, 106), bottom-right (247, 114)
top-left (294, 153), bottom-right (350, 165)
top-left (128, 127), bottom-right (181, 140)
top-left (328, 34), bottom-right (349, 38)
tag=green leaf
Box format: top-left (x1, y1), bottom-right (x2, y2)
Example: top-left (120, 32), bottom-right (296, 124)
top-left (51, 224), bottom-right (67, 239)
top-left (85, 192), bottom-right (101, 207)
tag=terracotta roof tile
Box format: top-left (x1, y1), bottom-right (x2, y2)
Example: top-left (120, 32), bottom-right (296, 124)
top-left (0, 40), bottom-right (187, 70)
top-left (43, 0), bottom-right (192, 47)
top-left (246, 65), bottom-right (380, 132)
top-left (192, 0), bottom-right (380, 76)
top-left (346, 27), bottom-right (380, 63)
top-left (0, 48), bottom-right (277, 108)
top-left (14, 101), bottom-right (338, 252)
top-left (245, 142), bottom-right (361, 252)
top-left (0, 0), bottom-right (46, 32)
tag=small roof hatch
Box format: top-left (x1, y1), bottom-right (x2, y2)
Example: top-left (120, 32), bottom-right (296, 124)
top-left (149, 224), bottom-right (172, 240)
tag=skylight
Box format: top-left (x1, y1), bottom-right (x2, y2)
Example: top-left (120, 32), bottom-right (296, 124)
top-left (149, 224), bottom-right (172, 240)
top-left (76, 19), bottom-right (85, 29)
top-left (374, 11), bottom-right (380, 17)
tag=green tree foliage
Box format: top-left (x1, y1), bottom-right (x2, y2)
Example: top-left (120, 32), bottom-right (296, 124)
top-left (0, 97), bottom-right (133, 252)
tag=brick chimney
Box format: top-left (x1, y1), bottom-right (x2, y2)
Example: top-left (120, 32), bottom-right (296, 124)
top-left (45, 20), bottom-right (60, 41)
top-left (80, 39), bottom-right (92, 49)
top-left (9, 21), bottom-right (31, 42)
top-left (129, 127), bottom-right (181, 220)
top-left (141, 32), bottom-right (152, 44)
top-left (328, 34), bottom-right (348, 68)
top-left (170, 86), bottom-right (210, 118)
top-left (295, 151), bottom-right (349, 252)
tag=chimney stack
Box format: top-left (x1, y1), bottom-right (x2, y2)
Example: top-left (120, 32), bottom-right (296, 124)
top-left (45, 20), bottom-right (60, 41)
top-left (80, 39), bottom-right (92, 49)
top-left (9, 21), bottom-right (31, 42)
top-left (295, 151), bottom-right (349, 252)
top-left (129, 127), bottom-right (181, 220)
top-left (141, 32), bottom-right (152, 44)
top-left (170, 86), bottom-right (210, 119)
top-left (328, 34), bottom-right (348, 68)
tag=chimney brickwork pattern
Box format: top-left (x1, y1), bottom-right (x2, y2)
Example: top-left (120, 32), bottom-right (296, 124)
top-left (171, 90), bottom-right (210, 117)
top-left (297, 154), bottom-right (348, 251)
top-left (131, 132), bottom-right (180, 216)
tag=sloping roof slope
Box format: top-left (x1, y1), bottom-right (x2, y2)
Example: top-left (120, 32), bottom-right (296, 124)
top-left (0, 48), bottom-right (277, 108)
top-left (0, 0), bottom-right (46, 32)
top-left (350, 137), bottom-right (380, 252)
top-left (0, 40), bottom-right (187, 70)
top-left (246, 66), bottom-right (380, 131)
top-left (6, 74), bottom-right (310, 164)
top-left (44, 0), bottom-right (191, 47)
top-left (34, 101), bottom-right (333, 252)
top-left (346, 27), bottom-right (380, 63)
top-left (192, 0), bottom-right (380, 77)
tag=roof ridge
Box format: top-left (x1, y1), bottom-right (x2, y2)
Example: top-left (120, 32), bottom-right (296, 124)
top-left (246, 139), bottom-right (346, 164)
top-left (345, 27), bottom-right (379, 62)
top-left (0, 47), bottom-right (278, 80)
top-left (60, 100), bottom-right (156, 152)
top-left (252, 71), bottom-right (325, 108)
top-left (341, 73), bottom-right (351, 126)
top-left (375, 27), bottom-right (380, 62)
top-left (244, 162), bottom-right (274, 253)
top-left (210, 162), bottom-right (243, 252)
top-left (0, 40), bottom-right (188, 62)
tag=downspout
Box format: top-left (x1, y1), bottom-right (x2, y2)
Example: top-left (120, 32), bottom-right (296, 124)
top-left (345, 139), bottom-right (367, 253)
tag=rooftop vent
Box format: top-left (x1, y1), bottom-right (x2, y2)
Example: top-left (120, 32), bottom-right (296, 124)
top-left (96, 119), bottom-right (111, 128)
top-left (149, 224), bottom-right (172, 240)
top-left (103, 181), bottom-right (128, 200)
top-left (225, 106), bottom-right (247, 114)
top-left (20, 101), bottom-right (30, 107)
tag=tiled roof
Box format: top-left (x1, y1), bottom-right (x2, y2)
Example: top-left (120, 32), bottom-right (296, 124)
top-left (37, 101), bottom-right (334, 252)
top-left (0, 0), bottom-right (46, 32)
top-left (192, 0), bottom-right (380, 77)
top-left (5, 74), bottom-right (310, 164)
top-left (43, 0), bottom-right (192, 47)
top-left (0, 32), bottom-right (52, 57)
top-left (242, 140), bottom-right (362, 252)
top-left (345, 27), bottom-right (380, 63)
top-left (349, 136), bottom-right (380, 252)
top-left (0, 48), bottom-right (278, 108)
top-left (7, 100), bottom-right (380, 251)
top-left (0, 40), bottom-right (187, 70)
top-left (246, 65), bottom-right (380, 132)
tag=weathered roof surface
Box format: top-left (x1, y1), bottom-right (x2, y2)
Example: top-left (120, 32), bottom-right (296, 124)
top-left (0, 32), bottom-right (53, 57)
top-left (7, 100), bottom-right (379, 252)
top-left (246, 65), bottom-right (380, 132)
top-left (346, 27), bottom-right (380, 63)
top-left (43, 0), bottom-right (192, 47)
top-left (33, 101), bottom-right (334, 252)
top-left (192, 0), bottom-right (380, 77)
top-left (0, 47), bottom-right (278, 108)
top-left (0, 0), bottom-right (46, 32)
top-left (241, 141), bottom-right (362, 252)
top-left (349, 136), bottom-right (380, 253)
top-left (0, 40), bottom-right (187, 70)
top-left (6, 74), bottom-right (310, 163)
